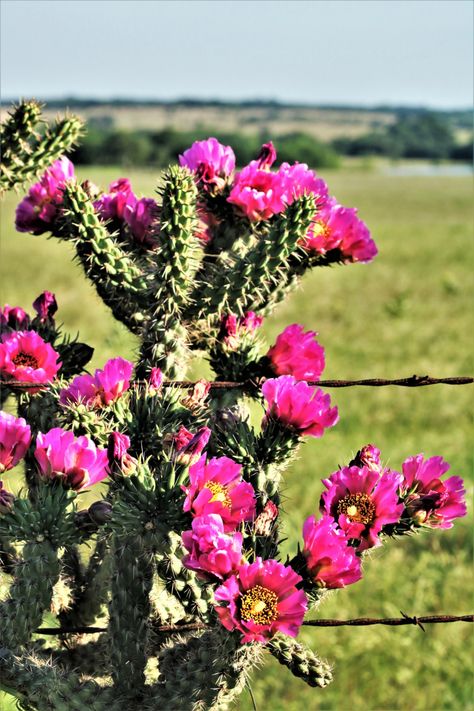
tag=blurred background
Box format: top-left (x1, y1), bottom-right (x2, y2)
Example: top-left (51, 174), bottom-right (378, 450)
top-left (1, 1), bottom-right (473, 709)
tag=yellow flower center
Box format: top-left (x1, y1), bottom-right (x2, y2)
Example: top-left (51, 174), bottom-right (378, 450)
top-left (204, 481), bottom-right (232, 508)
top-left (311, 220), bottom-right (331, 241)
top-left (240, 585), bottom-right (278, 625)
top-left (337, 492), bottom-right (376, 525)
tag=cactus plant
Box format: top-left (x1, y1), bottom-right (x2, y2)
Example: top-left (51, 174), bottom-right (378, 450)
top-left (0, 110), bottom-right (468, 710)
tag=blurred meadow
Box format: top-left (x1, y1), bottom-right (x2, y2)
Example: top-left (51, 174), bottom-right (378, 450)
top-left (0, 164), bottom-right (472, 710)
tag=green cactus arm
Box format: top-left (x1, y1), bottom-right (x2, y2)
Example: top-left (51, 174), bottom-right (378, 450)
top-left (108, 536), bottom-right (154, 696)
top-left (189, 195), bottom-right (315, 321)
top-left (268, 635), bottom-right (333, 688)
top-left (138, 166), bottom-right (200, 377)
top-left (0, 113), bottom-right (84, 193)
top-left (0, 541), bottom-right (61, 649)
top-left (0, 99), bottom-right (42, 164)
top-left (59, 181), bottom-right (148, 333)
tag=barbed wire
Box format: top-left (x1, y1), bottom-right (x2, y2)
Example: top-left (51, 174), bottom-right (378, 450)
top-left (35, 614), bottom-right (473, 637)
top-left (2, 374), bottom-right (473, 391)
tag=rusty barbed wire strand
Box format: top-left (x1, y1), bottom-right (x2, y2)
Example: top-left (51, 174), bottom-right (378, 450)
top-left (34, 614), bottom-right (473, 636)
top-left (2, 374), bottom-right (473, 391)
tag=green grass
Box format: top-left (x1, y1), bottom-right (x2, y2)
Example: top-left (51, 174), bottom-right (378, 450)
top-left (1, 167), bottom-right (472, 711)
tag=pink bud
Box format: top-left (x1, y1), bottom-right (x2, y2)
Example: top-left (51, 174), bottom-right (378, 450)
top-left (32, 291), bottom-right (58, 322)
top-left (256, 142), bottom-right (277, 169)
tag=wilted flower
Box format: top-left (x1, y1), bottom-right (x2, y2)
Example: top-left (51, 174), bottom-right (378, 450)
top-left (181, 379), bottom-right (211, 410)
top-left (267, 324), bottom-right (325, 381)
top-left (320, 465), bottom-right (403, 550)
top-left (149, 367), bottom-right (164, 393)
top-left (172, 426), bottom-right (211, 465)
top-left (254, 501), bottom-right (279, 536)
top-left (179, 137), bottom-right (235, 192)
top-left (182, 454), bottom-right (256, 531)
top-left (15, 157), bottom-right (75, 234)
top-left (214, 557), bottom-right (308, 643)
top-left (0, 330), bottom-right (61, 387)
top-left (302, 515), bottom-right (362, 589)
top-left (219, 311), bottom-right (263, 349)
top-left (60, 357), bottom-right (133, 408)
top-left (400, 454), bottom-right (467, 528)
top-left (349, 444), bottom-right (382, 473)
top-left (255, 142), bottom-right (277, 169)
top-left (0, 481), bottom-right (15, 514)
top-left (107, 432), bottom-right (137, 478)
top-left (35, 427), bottom-right (109, 491)
top-left (0, 305), bottom-right (30, 333)
top-left (182, 514), bottom-right (243, 580)
top-left (0, 411), bottom-right (31, 473)
top-left (32, 291), bottom-right (57, 323)
top-left (262, 375), bottom-right (338, 438)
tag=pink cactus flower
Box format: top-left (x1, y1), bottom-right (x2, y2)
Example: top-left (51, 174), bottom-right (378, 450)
top-left (267, 324), bottom-right (325, 381)
top-left (60, 357), bottom-right (133, 408)
top-left (262, 375), bottom-right (338, 438)
top-left (280, 162), bottom-right (329, 205)
top-left (320, 465), bottom-right (403, 550)
top-left (35, 427), bottom-right (109, 491)
top-left (0, 481), bottom-right (15, 514)
top-left (0, 305), bottom-right (30, 332)
top-left (302, 515), bottom-right (362, 589)
top-left (349, 444), bottom-right (382, 473)
top-left (214, 557), bottom-right (308, 643)
top-left (227, 161), bottom-right (288, 221)
top-left (107, 431), bottom-right (137, 477)
top-left (400, 454), bottom-right (467, 528)
top-left (124, 197), bottom-right (158, 248)
top-left (182, 454), bottom-right (256, 532)
top-left (15, 157), bottom-right (75, 234)
top-left (179, 137), bottom-right (235, 192)
top-left (173, 426), bottom-right (211, 465)
top-left (0, 411), bottom-right (31, 473)
top-left (255, 142), bottom-right (277, 169)
top-left (182, 514), bottom-right (243, 580)
top-left (302, 198), bottom-right (377, 263)
top-left (32, 291), bottom-right (57, 323)
top-left (0, 330), bottom-right (61, 387)
top-left (94, 178), bottom-right (137, 221)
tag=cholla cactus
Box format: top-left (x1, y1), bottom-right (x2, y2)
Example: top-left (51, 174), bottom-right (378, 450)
top-left (0, 116), bottom-right (467, 710)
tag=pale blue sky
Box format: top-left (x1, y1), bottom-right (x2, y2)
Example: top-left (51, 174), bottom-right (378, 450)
top-left (1, 0), bottom-right (472, 108)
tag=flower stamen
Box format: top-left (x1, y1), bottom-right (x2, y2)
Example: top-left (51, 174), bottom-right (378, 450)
top-left (205, 481), bottom-right (232, 508)
top-left (12, 352), bottom-right (39, 369)
top-left (337, 492), bottom-right (376, 525)
top-left (240, 585), bottom-right (278, 625)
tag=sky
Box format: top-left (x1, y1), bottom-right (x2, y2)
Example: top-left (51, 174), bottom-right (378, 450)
top-left (1, 0), bottom-right (473, 109)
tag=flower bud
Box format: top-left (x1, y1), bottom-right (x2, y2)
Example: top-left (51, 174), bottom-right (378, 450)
top-left (88, 500), bottom-right (113, 525)
top-left (149, 367), bottom-right (163, 393)
top-left (0, 481), bottom-right (15, 514)
top-left (32, 291), bottom-right (58, 323)
top-left (256, 141), bottom-right (277, 169)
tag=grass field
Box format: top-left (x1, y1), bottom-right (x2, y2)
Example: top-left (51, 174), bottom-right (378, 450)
top-left (0, 166), bottom-right (472, 711)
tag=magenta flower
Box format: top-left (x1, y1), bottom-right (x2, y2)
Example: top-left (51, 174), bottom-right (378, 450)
top-left (15, 157), bottom-right (75, 234)
top-left (303, 198), bottom-right (377, 263)
top-left (267, 324), bottom-right (325, 381)
top-left (172, 426), bottom-right (211, 465)
top-left (35, 427), bottom-right (109, 491)
top-left (400, 454), bottom-right (467, 528)
top-left (60, 357), bottom-right (133, 408)
top-left (227, 162), bottom-right (288, 221)
top-left (107, 431), bottom-right (137, 477)
top-left (262, 375), bottom-right (338, 438)
top-left (0, 411), bottom-right (31, 473)
top-left (179, 137), bottom-right (235, 192)
top-left (280, 162), bottom-right (329, 205)
top-left (94, 178), bottom-right (137, 221)
top-left (0, 305), bottom-right (30, 332)
top-left (320, 465), bottom-right (403, 550)
top-left (214, 557), bottom-right (308, 643)
top-left (124, 197), bottom-right (158, 248)
top-left (219, 311), bottom-right (263, 348)
top-left (32, 291), bottom-right (57, 323)
top-left (182, 514), bottom-right (243, 580)
top-left (182, 454), bottom-right (256, 531)
top-left (302, 515), bottom-right (362, 589)
top-left (0, 330), bottom-right (61, 387)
